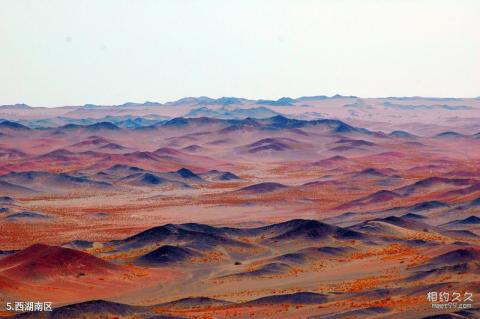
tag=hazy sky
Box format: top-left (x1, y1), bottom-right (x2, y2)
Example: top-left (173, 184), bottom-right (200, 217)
top-left (1, 0), bottom-right (479, 106)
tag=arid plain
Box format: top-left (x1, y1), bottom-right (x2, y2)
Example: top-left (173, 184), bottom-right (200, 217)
top-left (0, 96), bottom-right (479, 318)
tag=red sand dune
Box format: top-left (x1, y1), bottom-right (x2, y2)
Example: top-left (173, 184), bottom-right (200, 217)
top-left (0, 244), bottom-right (120, 280)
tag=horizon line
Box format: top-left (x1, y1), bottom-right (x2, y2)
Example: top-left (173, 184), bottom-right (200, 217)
top-left (3, 94), bottom-right (480, 108)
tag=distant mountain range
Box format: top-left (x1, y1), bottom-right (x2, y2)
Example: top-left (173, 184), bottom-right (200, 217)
top-left (2, 114), bottom-right (480, 140)
top-left (6, 95), bottom-right (479, 110)
top-left (1, 95), bottom-right (359, 109)
top-left (0, 115), bottom-right (365, 132)
top-left (1, 95), bottom-right (480, 135)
